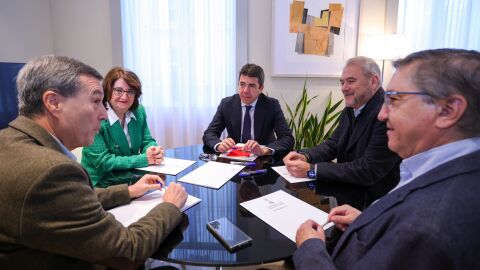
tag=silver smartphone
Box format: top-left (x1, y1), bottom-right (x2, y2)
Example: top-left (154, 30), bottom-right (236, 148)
top-left (207, 217), bottom-right (253, 252)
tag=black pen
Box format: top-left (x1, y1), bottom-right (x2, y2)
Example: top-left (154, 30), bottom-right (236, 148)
top-left (321, 220), bottom-right (334, 229)
top-left (238, 169), bottom-right (267, 177)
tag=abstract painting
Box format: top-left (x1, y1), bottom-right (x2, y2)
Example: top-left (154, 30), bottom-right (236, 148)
top-left (272, 0), bottom-right (360, 77)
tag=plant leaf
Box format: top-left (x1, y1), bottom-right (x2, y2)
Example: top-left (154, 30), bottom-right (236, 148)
top-left (282, 80), bottom-right (343, 149)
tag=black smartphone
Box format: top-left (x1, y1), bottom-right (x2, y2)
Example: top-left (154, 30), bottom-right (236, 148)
top-left (207, 217), bottom-right (253, 252)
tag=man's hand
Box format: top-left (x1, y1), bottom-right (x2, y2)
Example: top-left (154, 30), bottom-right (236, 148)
top-left (328, 204), bottom-right (362, 231)
top-left (244, 139), bottom-right (271, 156)
top-left (146, 146), bottom-right (164, 165)
top-left (162, 182), bottom-right (188, 210)
top-left (128, 174), bottom-right (164, 198)
top-left (217, 138), bottom-right (236, 153)
top-left (295, 219), bottom-right (325, 247)
top-left (284, 152), bottom-right (310, 177)
top-left (283, 151), bottom-right (308, 163)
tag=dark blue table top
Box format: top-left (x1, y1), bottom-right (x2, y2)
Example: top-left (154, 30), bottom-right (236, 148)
top-left (135, 144), bottom-right (366, 267)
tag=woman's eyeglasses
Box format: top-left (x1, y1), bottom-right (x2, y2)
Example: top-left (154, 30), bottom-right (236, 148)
top-left (113, 87), bottom-right (136, 98)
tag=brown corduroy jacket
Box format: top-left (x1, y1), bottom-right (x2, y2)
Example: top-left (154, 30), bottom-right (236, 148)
top-left (0, 116), bottom-right (182, 270)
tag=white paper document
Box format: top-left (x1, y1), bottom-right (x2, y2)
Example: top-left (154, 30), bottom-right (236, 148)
top-left (108, 190), bottom-right (201, 227)
top-left (272, 166), bottom-right (312, 183)
top-left (177, 161), bottom-right (244, 189)
top-left (240, 190), bottom-right (332, 242)
top-left (136, 157), bottom-right (196, 175)
top-left (219, 143), bottom-right (258, 161)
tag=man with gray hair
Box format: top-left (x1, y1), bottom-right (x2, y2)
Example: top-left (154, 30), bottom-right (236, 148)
top-left (284, 56), bottom-right (401, 209)
top-left (293, 48), bottom-right (480, 269)
top-left (0, 55), bottom-right (188, 269)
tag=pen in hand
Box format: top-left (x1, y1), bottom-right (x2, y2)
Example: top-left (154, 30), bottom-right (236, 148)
top-left (155, 180), bottom-right (165, 188)
top-left (153, 181), bottom-right (167, 195)
top-left (321, 220), bottom-right (334, 229)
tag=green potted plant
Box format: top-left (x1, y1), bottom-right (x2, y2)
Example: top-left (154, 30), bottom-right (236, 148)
top-left (283, 78), bottom-right (343, 149)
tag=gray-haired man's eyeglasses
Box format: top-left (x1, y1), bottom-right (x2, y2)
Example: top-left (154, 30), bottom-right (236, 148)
top-left (383, 91), bottom-right (431, 113)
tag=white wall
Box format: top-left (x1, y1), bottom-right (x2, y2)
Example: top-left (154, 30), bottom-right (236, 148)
top-left (1, 0), bottom-right (396, 146)
top-left (49, 0), bottom-right (121, 75)
top-left (248, 0), bottom-right (342, 116)
top-left (1, 0), bottom-right (394, 106)
top-left (0, 0), bottom-right (54, 62)
top-left (248, 0), bottom-right (394, 115)
top-left (0, 0), bottom-right (120, 159)
top-left (0, 0), bottom-right (121, 75)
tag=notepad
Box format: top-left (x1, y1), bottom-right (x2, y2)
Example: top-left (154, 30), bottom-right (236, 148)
top-left (240, 190), bottom-right (333, 242)
top-left (136, 157), bottom-right (196, 175)
top-left (108, 190), bottom-right (201, 227)
top-left (272, 166), bottom-right (312, 183)
top-left (177, 161), bottom-right (244, 189)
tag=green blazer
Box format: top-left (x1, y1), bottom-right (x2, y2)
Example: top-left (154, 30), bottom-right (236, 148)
top-left (0, 116), bottom-right (182, 270)
top-left (82, 104), bottom-right (157, 187)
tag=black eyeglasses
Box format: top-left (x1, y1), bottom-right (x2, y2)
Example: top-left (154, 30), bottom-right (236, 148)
top-left (113, 87), bottom-right (136, 98)
top-left (384, 91), bottom-right (431, 112)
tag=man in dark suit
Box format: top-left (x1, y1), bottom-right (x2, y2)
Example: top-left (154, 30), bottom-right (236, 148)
top-left (203, 63), bottom-right (294, 156)
top-left (284, 56), bottom-right (401, 208)
top-left (0, 55), bottom-right (188, 269)
top-left (294, 49), bottom-right (480, 269)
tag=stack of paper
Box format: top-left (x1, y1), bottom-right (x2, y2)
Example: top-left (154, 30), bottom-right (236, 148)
top-left (240, 190), bottom-right (332, 242)
top-left (178, 161), bottom-right (244, 189)
top-left (136, 157), bottom-right (196, 175)
top-left (108, 190), bottom-right (201, 227)
top-left (272, 166), bottom-right (312, 183)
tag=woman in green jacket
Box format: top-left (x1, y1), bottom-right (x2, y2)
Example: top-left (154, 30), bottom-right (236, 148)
top-left (82, 67), bottom-right (163, 187)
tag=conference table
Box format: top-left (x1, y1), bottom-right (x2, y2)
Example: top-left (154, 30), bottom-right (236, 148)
top-left (128, 144), bottom-right (369, 268)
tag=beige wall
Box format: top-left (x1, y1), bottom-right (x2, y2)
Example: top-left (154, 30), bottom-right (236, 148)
top-left (49, 0), bottom-right (122, 75)
top-left (0, 0), bottom-right (121, 158)
top-left (0, 0), bottom-right (54, 62)
top-left (1, 0), bottom-right (396, 86)
top-left (248, 0), bottom-right (397, 115)
top-left (0, 0), bottom-right (122, 75)
top-left (1, 0), bottom-right (397, 145)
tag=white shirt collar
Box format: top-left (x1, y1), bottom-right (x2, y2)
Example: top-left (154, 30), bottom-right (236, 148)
top-left (391, 137), bottom-right (480, 193)
top-left (106, 102), bottom-right (136, 126)
top-left (353, 104), bottom-right (366, 118)
top-left (241, 98), bottom-right (258, 108)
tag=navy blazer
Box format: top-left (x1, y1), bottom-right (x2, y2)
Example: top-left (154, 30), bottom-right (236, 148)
top-left (293, 150), bottom-right (480, 270)
top-left (303, 88), bottom-right (401, 207)
top-left (202, 93), bottom-right (294, 154)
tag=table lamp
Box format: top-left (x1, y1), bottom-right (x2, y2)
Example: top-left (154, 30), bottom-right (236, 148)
top-left (362, 34), bottom-right (406, 81)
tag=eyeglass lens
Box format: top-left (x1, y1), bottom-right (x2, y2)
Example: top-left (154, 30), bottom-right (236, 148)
top-left (113, 88), bottom-right (135, 97)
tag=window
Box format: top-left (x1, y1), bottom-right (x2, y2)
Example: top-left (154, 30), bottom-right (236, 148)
top-left (397, 0), bottom-right (480, 52)
top-left (121, 0), bottom-right (237, 147)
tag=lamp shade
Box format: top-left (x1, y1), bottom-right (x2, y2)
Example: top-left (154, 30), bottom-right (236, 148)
top-left (362, 34), bottom-right (406, 60)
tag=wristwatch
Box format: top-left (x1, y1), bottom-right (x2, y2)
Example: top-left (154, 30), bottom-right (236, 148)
top-left (307, 163), bottom-right (317, 179)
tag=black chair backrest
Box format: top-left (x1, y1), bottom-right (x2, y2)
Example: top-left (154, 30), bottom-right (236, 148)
top-left (0, 62), bottom-right (24, 129)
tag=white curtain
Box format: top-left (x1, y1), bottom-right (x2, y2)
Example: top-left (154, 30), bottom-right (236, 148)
top-left (121, 0), bottom-right (237, 148)
top-left (397, 0), bottom-right (480, 52)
